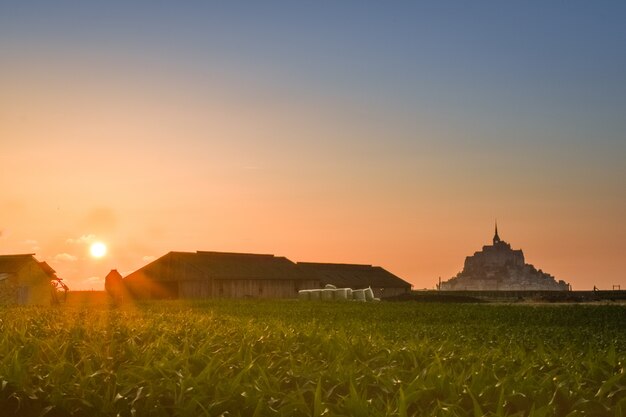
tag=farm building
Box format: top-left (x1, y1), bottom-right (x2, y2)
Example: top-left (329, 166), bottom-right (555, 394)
top-left (0, 254), bottom-right (67, 305)
top-left (297, 262), bottom-right (412, 299)
top-left (105, 269), bottom-right (128, 302)
top-left (124, 251), bottom-right (320, 299)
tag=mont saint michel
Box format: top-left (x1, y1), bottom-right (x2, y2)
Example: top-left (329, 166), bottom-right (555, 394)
top-left (439, 225), bottom-right (570, 291)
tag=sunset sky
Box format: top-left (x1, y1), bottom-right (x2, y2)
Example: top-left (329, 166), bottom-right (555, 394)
top-left (1, 2), bottom-right (625, 290)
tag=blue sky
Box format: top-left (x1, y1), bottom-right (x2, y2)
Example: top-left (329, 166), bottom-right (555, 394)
top-left (4, 2), bottom-right (625, 131)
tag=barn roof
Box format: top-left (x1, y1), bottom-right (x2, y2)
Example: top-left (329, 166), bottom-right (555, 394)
top-left (0, 254), bottom-right (38, 273)
top-left (0, 254), bottom-right (58, 280)
top-left (125, 251), bottom-right (316, 281)
top-left (38, 261), bottom-right (57, 277)
top-left (297, 262), bottom-right (412, 289)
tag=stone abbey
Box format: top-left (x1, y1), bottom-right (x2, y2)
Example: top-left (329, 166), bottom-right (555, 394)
top-left (439, 224), bottom-right (570, 291)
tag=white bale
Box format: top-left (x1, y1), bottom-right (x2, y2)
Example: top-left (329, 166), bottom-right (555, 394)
top-left (335, 288), bottom-right (349, 300)
top-left (321, 288), bottom-right (335, 301)
top-left (352, 289), bottom-right (366, 302)
top-left (324, 284), bottom-right (337, 289)
top-left (345, 288), bottom-right (353, 299)
top-left (309, 289), bottom-right (322, 300)
top-left (298, 290), bottom-right (310, 301)
top-left (364, 287), bottom-right (375, 301)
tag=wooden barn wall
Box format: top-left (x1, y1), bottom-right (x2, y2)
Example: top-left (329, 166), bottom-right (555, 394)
top-left (177, 279), bottom-right (320, 299)
top-left (0, 277), bottom-right (19, 305)
top-left (128, 277), bottom-right (179, 299)
top-left (124, 272), bottom-right (151, 299)
top-left (179, 280), bottom-right (212, 298)
top-left (213, 279), bottom-right (320, 299)
top-left (0, 262), bottom-right (52, 305)
top-left (123, 272), bottom-right (150, 299)
top-left (21, 262), bottom-right (53, 305)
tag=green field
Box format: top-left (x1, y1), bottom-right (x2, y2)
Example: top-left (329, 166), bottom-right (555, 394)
top-left (1, 301), bottom-right (625, 416)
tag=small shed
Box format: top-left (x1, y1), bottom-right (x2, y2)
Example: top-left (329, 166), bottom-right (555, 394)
top-left (297, 262), bottom-right (412, 299)
top-left (124, 251), bottom-right (320, 299)
top-left (0, 254), bottom-right (64, 305)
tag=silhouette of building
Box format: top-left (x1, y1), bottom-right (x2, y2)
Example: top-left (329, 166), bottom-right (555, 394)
top-left (123, 251), bottom-right (413, 300)
top-left (0, 254), bottom-right (67, 305)
top-left (439, 224), bottom-right (570, 291)
top-left (123, 251), bottom-right (320, 299)
top-left (297, 262), bottom-right (411, 298)
top-left (104, 269), bottom-right (127, 302)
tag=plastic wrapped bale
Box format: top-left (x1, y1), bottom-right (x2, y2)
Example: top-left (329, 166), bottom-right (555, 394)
top-left (321, 288), bottom-right (335, 301)
top-left (345, 288), bottom-right (353, 299)
top-left (324, 284), bottom-right (337, 289)
top-left (298, 290), bottom-right (311, 301)
top-left (335, 288), bottom-right (349, 300)
top-left (364, 287), bottom-right (375, 301)
top-left (352, 289), bottom-right (366, 302)
top-left (309, 289), bottom-right (322, 300)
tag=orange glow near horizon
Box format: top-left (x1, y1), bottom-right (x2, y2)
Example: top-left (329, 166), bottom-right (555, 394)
top-left (1, 24), bottom-right (624, 292)
top-left (0, 73), bottom-right (624, 291)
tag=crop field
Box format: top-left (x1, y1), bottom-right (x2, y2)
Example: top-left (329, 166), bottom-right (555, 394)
top-left (0, 301), bottom-right (625, 417)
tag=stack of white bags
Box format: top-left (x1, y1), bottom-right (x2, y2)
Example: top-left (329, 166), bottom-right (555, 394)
top-left (298, 284), bottom-right (380, 302)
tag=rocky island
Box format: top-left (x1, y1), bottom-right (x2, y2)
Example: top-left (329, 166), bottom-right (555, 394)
top-left (440, 224), bottom-right (570, 291)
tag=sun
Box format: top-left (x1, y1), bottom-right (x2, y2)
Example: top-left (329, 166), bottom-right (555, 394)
top-left (90, 242), bottom-right (107, 258)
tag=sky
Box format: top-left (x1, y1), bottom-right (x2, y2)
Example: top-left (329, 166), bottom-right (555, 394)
top-left (1, 1), bottom-right (625, 290)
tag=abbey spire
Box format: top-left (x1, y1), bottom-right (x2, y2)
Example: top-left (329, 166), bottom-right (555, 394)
top-left (493, 221), bottom-right (501, 245)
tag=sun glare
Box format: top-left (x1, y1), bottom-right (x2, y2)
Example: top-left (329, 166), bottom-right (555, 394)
top-left (90, 242), bottom-right (107, 258)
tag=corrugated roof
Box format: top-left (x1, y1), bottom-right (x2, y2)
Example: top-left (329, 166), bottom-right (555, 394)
top-left (297, 262), bottom-right (411, 289)
top-left (125, 251), bottom-right (317, 281)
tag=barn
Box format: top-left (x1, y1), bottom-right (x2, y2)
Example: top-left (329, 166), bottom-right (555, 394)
top-left (297, 262), bottom-right (412, 299)
top-left (0, 254), bottom-right (66, 305)
top-left (124, 251), bottom-right (320, 299)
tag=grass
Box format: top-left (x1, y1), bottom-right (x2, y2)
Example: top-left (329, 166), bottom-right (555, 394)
top-left (0, 300), bottom-right (625, 416)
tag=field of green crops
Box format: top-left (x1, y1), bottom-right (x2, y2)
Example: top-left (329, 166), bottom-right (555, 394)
top-left (1, 301), bottom-right (625, 417)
